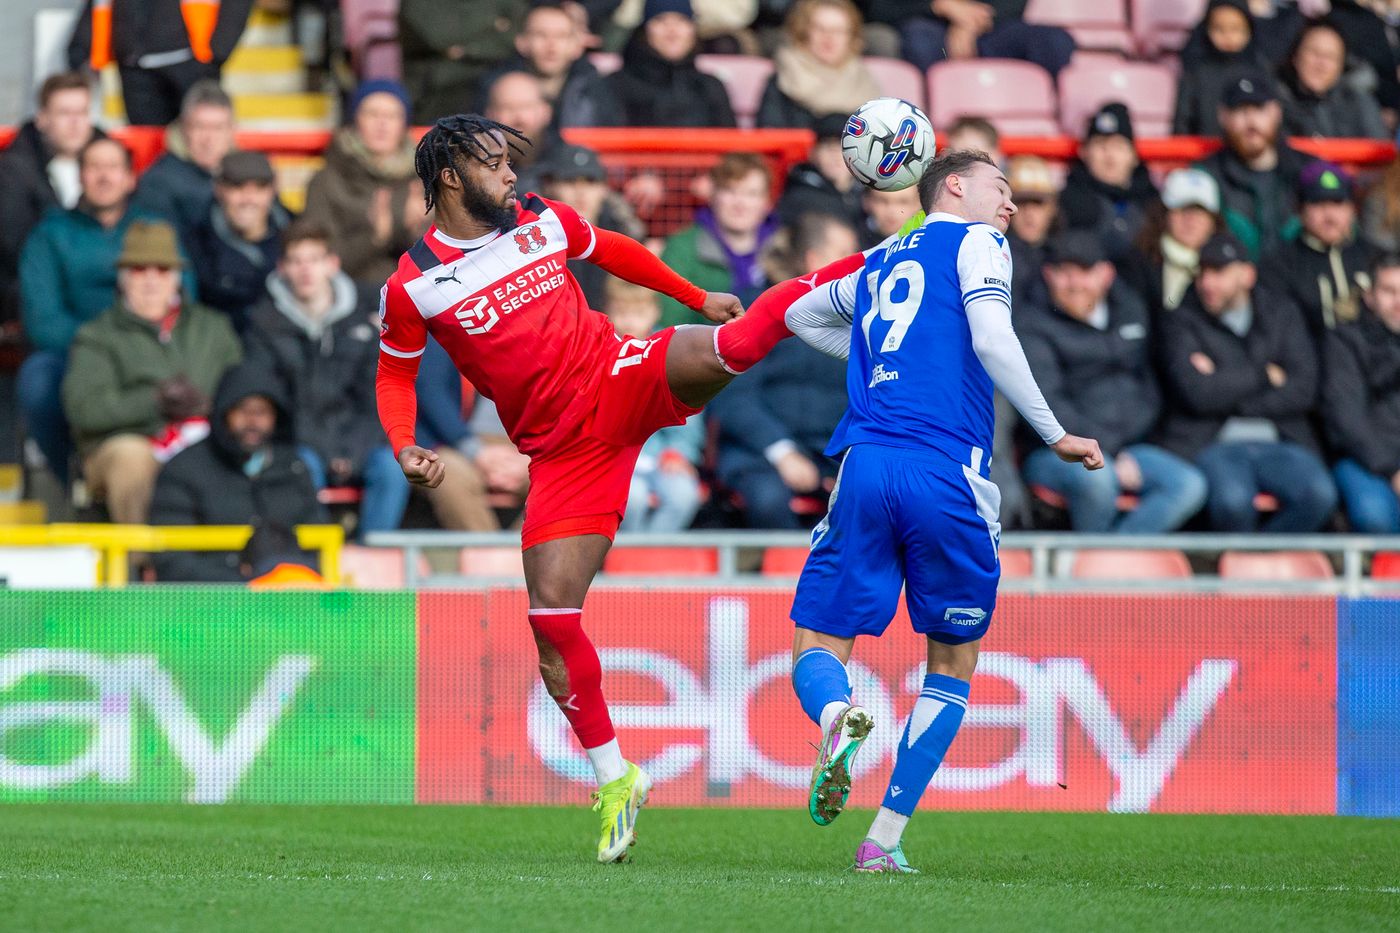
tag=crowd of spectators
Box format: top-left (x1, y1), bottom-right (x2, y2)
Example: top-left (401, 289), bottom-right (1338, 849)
top-left (5, 0), bottom-right (1400, 582)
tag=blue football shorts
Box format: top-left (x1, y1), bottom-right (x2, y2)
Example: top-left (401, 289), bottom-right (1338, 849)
top-left (790, 442), bottom-right (1002, 644)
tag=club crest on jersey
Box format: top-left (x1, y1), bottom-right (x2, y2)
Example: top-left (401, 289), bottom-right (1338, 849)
top-left (514, 225), bottom-right (547, 254)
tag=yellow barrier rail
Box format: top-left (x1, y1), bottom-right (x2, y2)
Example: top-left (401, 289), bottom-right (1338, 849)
top-left (0, 524), bottom-right (344, 586)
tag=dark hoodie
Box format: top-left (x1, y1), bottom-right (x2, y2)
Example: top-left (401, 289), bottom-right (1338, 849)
top-left (604, 28), bottom-right (736, 128)
top-left (1173, 0), bottom-right (1275, 136)
top-left (1058, 160), bottom-right (1160, 262)
top-left (149, 362), bottom-right (324, 582)
top-left (243, 272), bottom-right (383, 478)
top-left (186, 198), bottom-right (294, 333)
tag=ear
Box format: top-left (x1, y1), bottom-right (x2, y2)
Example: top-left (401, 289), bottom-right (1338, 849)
top-left (946, 173), bottom-right (963, 199)
top-left (1095, 260), bottom-right (1116, 290)
top-left (1240, 263), bottom-right (1258, 291)
top-left (439, 165), bottom-right (462, 191)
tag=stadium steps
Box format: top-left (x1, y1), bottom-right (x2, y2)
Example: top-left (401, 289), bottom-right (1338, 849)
top-left (0, 467), bottom-right (47, 523)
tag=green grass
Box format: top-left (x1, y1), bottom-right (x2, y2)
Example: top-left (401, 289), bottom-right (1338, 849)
top-left (1, 806), bottom-right (1397, 932)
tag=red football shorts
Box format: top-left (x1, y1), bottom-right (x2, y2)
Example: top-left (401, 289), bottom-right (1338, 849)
top-left (520, 326), bottom-right (702, 550)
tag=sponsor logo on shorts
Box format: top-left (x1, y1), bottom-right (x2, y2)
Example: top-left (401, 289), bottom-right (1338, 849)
top-left (944, 607), bottom-right (987, 627)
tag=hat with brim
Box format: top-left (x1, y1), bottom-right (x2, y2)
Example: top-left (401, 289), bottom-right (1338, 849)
top-left (1044, 230), bottom-right (1106, 267)
top-left (217, 149), bottom-right (275, 185)
top-left (1198, 233), bottom-right (1249, 269)
top-left (118, 220), bottom-right (184, 269)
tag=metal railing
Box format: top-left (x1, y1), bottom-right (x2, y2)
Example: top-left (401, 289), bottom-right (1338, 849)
top-left (363, 530), bottom-right (1400, 596)
top-left (0, 524), bottom-right (345, 586)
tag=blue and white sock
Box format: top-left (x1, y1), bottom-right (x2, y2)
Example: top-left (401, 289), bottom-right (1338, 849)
top-left (791, 646), bottom-right (851, 733)
top-left (869, 673), bottom-right (971, 849)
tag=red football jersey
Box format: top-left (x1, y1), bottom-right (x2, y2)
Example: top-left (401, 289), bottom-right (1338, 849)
top-left (378, 194), bottom-right (619, 457)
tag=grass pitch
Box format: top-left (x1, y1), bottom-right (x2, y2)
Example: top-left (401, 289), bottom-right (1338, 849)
top-left (1, 805), bottom-right (1396, 932)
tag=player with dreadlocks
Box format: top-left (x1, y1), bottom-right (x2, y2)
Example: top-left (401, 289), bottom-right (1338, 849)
top-left (376, 114), bottom-right (863, 863)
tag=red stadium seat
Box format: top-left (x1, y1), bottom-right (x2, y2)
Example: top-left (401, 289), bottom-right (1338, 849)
top-left (341, 545), bottom-right (405, 588)
top-left (604, 547), bottom-right (720, 576)
top-left (761, 546), bottom-right (810, 576)
top-left (695, 54), bottom-right (775, 128)
top-left (459, 547), bottom-right (525, 578)
top-left (360, 21), bottom-right (402, 81)
top-left (1132, 0), bottom-right (1207, 57)
top-left (1372, 552), bottom-right (1400, 578)
top-left (341, 0), bottom-right (400, 78)
top-left (1024, 0), bottom-right (1133, 53)
top-left (1058, 60), bottom-right (1177, 137)
top-left (1000, 548), bottom-right (1033, 578)
top-left (589, 51), bottom-right (622, 75)
top-left (318, 486), bottom-right (363, 506)
top-left (927, 60), bottom-right (1060, 137)
top-left (1071, 548), bottom-right (1192, 579)
top-left (1029, 483), bottom-right (1141, 513)
top-left (1218, 551), bottom-right (1334, 581)
top-left (862, 57), bottom-right (927, 110)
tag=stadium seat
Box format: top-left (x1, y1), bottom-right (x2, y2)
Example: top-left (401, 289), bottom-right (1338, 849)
top-left (927, 60), bottom-right (1060, 137)
top-left (340, 545), bottom-right (405, 588)
top-left (1029, 483), bottom-right (1141, 513)
top-left (1000, 548), bottom-right (1033, 578)
top-left (360, 20), bottom-right (402, 81)
top-left (1057, 60), bottom-right (1177, 137)
top-left (318, 486), bottom-right (363, 506)
top-left (1371, 552), bottom-right (1400, 578)
top-left (604, 547), bottom-right (720, 576)
top-left (761, 546), bottom-right (810, 576)
top-left (1070, 548), bottom-right (1192, 579)
top-left (1132, 0), bottom-right (1206, 57)
top-left (862, 56), bottom-right (927, 110)
top-left (695, 54), bottom-right (776, 128)
top-left (341, 0), bottom-right (399, 78)
top-left (459, 546), bottom-right (525, 578)
top-left (588, 51), bottom-right (622, 75)
top-left (1218, 551), bottom-right (1334, 581)
top-left (1024, 0), bottom-right (1133, 53)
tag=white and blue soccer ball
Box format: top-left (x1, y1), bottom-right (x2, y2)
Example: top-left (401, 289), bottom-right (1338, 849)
top-left (841, 97), bottom-right (936, 192)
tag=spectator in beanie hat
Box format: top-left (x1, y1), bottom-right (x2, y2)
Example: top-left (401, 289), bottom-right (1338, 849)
top-left (303, 78), bottom-right (426, 286)
top-left (1260, 161), bottom-right (1370, 341)
top-left (605, 0), bottom-right (737, 128)
top-left (1058, 102), bottom-right (1159, 262)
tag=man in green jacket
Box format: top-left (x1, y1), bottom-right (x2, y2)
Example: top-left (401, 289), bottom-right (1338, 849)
top-left (62, 220), bottom-right (241, 524)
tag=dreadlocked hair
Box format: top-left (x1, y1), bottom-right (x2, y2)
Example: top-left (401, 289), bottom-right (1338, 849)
top-left (414, 114), bottom-right (531, 211)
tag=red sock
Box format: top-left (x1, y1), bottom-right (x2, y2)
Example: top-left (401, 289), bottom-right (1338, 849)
top-left (714, 252), bottom-right (868, 374)
top-left (527, 608), bottom-right (616, 748)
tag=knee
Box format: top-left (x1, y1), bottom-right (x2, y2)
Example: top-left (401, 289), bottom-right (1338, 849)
top-left (1175, 467), bottom-right (1210, 514)
top-left (363, 447), bottom-right (406, 486)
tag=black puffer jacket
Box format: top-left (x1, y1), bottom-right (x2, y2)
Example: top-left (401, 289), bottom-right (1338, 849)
top-left (605, 31), bottom-right (736, 128)
top-left (1321, 309), bottom-right (1400, 476)
top-left (1018, 280), bottom-right (1158, 456)
top-left (1157, 284), bottom-right (1320, 460)
top-left (187, 201), bottom-right (293, 333)
top-left (776, 162), bottom-right (866, 230)
top-left (1277, 67), bottom-right (1388, 140)
top-left (1172, 0), bottom-right (1274, 136)
top-left (0, 122), bottom-right (99, 327)
top-left (1058, 161), bottom-right (1159, 262)
top-left (243, 273), bottom-right (383, 478)
top-left (150, 362), bottom-right (324, 582)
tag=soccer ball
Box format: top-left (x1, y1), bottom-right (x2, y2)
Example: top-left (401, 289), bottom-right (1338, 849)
top-left (841, 97), bottom-right (936, 192)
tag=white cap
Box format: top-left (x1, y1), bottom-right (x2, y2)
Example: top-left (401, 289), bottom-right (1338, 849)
top-left (1161, 168), bottom-right (1220, 213)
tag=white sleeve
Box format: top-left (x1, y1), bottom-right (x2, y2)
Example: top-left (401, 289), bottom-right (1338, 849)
top-left (956, 227), bottom-right (1064, 445)
top-left (967, 295), bottom-right (1065, 445)
top-left (956, 223), bottom-right (1014, 311)
top-left (784, 270), bottom-right (861, 360)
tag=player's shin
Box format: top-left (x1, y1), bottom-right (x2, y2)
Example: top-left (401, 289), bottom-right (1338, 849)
top-left (791, 646), bottom-right (852, 733)
top-left (869, 673), bottom-right (971, 849)
top-left (527, 608), bottom-right (626, 784)
top-left (713, 280), bottom-right (798, 374)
